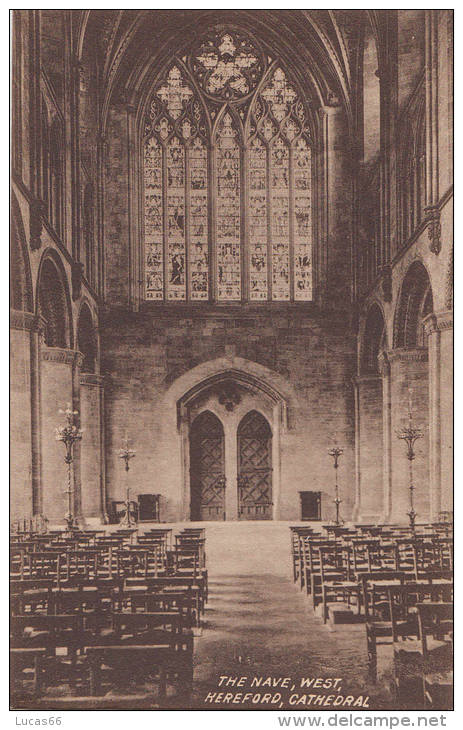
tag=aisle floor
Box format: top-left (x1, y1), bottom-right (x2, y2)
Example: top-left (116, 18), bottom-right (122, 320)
top-left (188, 522), bottom-right (395, 711)
top-left (191, 573), bottom-right (394, 710)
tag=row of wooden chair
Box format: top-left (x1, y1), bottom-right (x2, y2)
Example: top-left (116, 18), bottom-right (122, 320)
top-left (11, 610), bottom-right (193, 701)
top-left (289, 524), bottom-right (453, 710)
top-left (10, 527), bottom-right (208, 707)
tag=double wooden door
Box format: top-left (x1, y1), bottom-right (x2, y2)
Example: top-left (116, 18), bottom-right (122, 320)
top-left (189, 409), bottom-right (273, 521)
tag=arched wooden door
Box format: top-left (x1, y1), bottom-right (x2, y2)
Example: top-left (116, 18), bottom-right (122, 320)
top-left (190, 411), bottom-right (225, 521)
top-left (237, 410), bottom-right (273, 520)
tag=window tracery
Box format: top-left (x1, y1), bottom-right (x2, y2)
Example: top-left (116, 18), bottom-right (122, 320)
top-left (143, 30), bottom-right (314, 303)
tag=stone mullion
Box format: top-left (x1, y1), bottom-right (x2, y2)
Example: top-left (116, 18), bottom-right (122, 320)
top-left (185, 142), bottom-right (191, 301)
top-left (267, 144), bottom-right (273, 301)
top-left (241, 144), bottom-right (249, 302)
top-left (289, 143), bottom-right (295, 302)
top-left (161, 142), bottom-right (168, 301)
top-left (209, 143), bottom-right (217, 303)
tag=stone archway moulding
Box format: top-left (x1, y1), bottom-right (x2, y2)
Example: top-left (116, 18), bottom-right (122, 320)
top-left (161, 355), bottom-right (295, 521)
top-left (161, 355), bottom-right (294, 433)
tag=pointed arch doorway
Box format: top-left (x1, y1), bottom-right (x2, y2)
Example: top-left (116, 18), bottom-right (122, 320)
top-left (237, 411), bottom-right (273, 520)
top-left (189, 411), bottom-right (226, 520)
top-left (172, 359), bottom-right (291, 521)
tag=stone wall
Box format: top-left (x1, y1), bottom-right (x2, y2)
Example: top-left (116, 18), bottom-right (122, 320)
top-left (101, 306), bottom-right (357, 522)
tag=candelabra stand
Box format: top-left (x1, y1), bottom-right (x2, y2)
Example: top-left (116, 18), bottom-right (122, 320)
top-left (328, 445), bottom-right (344, 526)
top-left (55, 404), bottom-right (83, 532)
top-left (118, 436), bottom-right (137, 528)
top-left (396, 406), bottom-right (423, 531)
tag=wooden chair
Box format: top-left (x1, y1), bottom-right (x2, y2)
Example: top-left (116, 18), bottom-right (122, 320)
top-left (125, 575), bottom-right (208, 613)
top-left (359, 572), bottom-right (406, 681)
top-left (319, 545), bottom-right (361, 623)
top-left (10, 614), bottom-right (83, 695)
top-left (388, 583), bottom-right (453, 707)
top-left (305, 539), bottom-right (337, 603)
top-left (85, 611), bottom-right (193, 701)
top-left (417, 602), bottom-right (453, 710)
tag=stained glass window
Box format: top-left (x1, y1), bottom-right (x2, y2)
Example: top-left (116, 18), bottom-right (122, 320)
top-left (143, 39), bottom-right (314, 303)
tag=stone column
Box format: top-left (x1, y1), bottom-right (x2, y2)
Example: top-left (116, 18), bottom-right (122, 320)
top-left (423, 310), bottom-right (453, 518)
top-left (10, 310), bottom-right (34, 520)
top-left (72, 351), bottom-right (84, 524)
top-left (80, 373), bottom-right (106, 521)
top-left (317, 101), bottom-right (352, 307)
top-left (378, 352), bottom-right (392, 523)
top-left (10, 310), bottom-right (46, 520)
top-left (352, 374), bottom-right (383, 522)
top-left (424, 10), bottom-right (442, 254)
top-left (387, 348), bottom-right (430, 523)
top-left (41, 347), bottom-right (82, 524)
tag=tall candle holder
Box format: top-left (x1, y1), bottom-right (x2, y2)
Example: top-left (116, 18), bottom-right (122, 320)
top-left (396, 388), bottom-right (423, 531)
top-left (328, 445), bottom-right (344, 526)
top-left (118, 435), bottom-right (137, 528)
top-left (55, 404), bottom-right (83, 532)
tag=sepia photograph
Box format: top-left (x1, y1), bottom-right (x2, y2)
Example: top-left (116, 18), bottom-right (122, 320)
top-left (10, 7), bottom-right (453, 714)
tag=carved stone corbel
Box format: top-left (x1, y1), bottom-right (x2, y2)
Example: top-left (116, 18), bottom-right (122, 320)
top-left (425, 205), bottom-right (442, 255)
top-left (377, 350), bottom-right (390, 377)
top-left (325, 89), bottom-right (341, 107)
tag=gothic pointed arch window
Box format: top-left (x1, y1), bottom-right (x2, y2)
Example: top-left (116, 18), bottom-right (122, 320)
top-left (143, 29), bottom-right (314, 303)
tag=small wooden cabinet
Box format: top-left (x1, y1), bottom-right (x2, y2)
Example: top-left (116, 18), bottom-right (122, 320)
top-left (299, 491), bottom-right (321, 521)
top-left (138, 493), bottom-right (161, 522)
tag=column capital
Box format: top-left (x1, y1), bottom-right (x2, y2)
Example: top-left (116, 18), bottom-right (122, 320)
top-left (386, 347), bottom-right (429, 364)
top-left (10, 310), bottom-right (47, 334)
top-left (42, 347), bottom-right (84, 368)
top-left (377, 350), bottom-right (391, 376)
top-left (80, 373), bottom-right (105, 388)
top-left (352, 374), bottom-right (382, 386)
top-left (318, 102), bottom-right (342, 119)
top-left (423, 310), bottom-right (453, 335)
